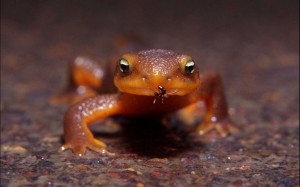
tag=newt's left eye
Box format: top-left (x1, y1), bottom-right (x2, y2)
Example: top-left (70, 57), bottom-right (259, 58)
top-left (119, 58), bottom-right (130, 73)
top-left (185, 60), bottom-right (195, 74)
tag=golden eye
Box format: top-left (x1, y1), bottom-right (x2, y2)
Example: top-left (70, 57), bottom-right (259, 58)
top-left (119, 58), bottom-right (130, 73)
top-left (185, 60), bottom-right (195, 74)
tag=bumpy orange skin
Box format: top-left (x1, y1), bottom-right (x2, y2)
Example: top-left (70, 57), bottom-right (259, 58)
top-left (59, 49), bottom-right (236, 156)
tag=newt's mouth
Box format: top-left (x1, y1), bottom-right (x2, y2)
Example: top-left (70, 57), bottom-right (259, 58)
top-left (152, 86), bottom-right (181, 104)
top-left (117, 84), bottom-right (187, 97)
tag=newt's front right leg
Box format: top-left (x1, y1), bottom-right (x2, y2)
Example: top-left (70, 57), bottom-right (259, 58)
top-left (51, 56), bottom-right (104, 104)
top-left (61, 94), bottom-right (120, 156)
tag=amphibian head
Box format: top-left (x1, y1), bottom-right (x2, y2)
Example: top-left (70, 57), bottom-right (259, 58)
top-left (114, 49), bottom-right (200, 96)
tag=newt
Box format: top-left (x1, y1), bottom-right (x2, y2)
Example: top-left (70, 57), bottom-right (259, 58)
top-left (56, 49), bottom-right (237, 156)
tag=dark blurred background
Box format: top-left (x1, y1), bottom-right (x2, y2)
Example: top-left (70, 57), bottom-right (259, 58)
top-left (2, 0), bottom-right (298, 59)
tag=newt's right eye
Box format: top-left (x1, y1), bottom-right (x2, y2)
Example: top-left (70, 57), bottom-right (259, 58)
top-left (119, 58), bottom-right (130, 73)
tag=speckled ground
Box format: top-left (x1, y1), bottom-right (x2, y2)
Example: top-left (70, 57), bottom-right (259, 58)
top-left (1, 1), bottom-right (299, 186)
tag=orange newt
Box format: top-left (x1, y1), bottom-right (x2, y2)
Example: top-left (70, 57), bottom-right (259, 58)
top-left (57, 49), bottom-right (237, 156)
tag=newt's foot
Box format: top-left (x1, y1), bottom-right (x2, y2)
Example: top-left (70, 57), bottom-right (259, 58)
top-left (60, 138), bottom-right (112, 156)
top-left (195, 119), bottom-right (238, 137)
top-left (51, 86), bottom-right (97, 105)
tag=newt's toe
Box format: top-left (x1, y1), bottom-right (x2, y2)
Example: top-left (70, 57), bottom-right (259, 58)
top-left (196, 119), bottom-right (238, 137)
top-left (60, 138), bottom-right (109, 156)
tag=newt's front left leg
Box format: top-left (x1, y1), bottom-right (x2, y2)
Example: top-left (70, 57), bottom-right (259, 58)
top-left (196, 71), bottom-right (238, 137)
top-left (61, 94), bottom-right (120, 156)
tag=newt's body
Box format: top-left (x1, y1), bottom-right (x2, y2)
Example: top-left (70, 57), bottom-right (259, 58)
top-left (56, 49), bottom-right (236, 156)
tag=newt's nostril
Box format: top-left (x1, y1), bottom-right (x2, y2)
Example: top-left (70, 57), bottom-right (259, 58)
top-left (142, 75), bottom-right (148, 81)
